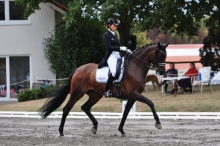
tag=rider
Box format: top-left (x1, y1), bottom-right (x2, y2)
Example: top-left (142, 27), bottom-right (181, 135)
top-left (98, 18), bottom-right (132, 98)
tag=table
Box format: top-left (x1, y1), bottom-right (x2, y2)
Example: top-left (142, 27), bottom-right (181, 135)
top-left (161, 76), bottom-right (189, 93)
top-left (162, 76), bottom-right (189, 81)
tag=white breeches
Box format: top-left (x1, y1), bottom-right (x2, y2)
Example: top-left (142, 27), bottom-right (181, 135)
top-left (107, 51), bottom-right (121, 77)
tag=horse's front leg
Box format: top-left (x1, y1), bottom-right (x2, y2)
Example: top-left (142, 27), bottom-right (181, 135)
top-left (118, 99), bottom-right (135, 136)
top-left (134, 92), bottom-right (162, 129)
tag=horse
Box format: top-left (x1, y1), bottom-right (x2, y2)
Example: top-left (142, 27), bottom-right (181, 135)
top-left (145, 74), bottom-right (160, 91)
top-left (39, 42), bottom-right (168, 136)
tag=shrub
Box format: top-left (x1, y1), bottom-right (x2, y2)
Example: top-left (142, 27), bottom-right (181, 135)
top-left (17, 86), bottom-right (57, 102)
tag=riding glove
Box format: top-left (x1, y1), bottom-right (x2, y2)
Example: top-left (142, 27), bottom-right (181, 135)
top-left (120, 46), bottom-right (132, 54)
top-left (126, 49), bottom-right (132, 54)
top-left (120, 46), bottom-right (127, 51)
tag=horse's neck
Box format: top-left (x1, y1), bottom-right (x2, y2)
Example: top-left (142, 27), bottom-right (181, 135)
top-left (128, 56), bottom-right (150, 80)
top-left (130, 48), bottom-right (152, 78)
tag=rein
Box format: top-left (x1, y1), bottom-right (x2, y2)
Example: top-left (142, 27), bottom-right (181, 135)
top-left (130, 53), bottom-right (152, 68)
top-left (128, 46), bottom-right (166, 71)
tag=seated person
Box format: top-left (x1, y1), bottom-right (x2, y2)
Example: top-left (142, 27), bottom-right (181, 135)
top-left (160, 63), bottom-right (178, 94)
top-left (174, 62), bottom-right (199, 94)
top-left (184, 62), bottom-right (199, 80)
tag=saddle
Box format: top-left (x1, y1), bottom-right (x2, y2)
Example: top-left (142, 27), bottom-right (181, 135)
top-left (112, 58), bottom-right (126, 99)
top-left (96, 57), bottom-right (126, 99)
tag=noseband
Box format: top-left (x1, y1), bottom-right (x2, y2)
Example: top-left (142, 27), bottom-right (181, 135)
top-left (152, 48), bottom-right (167, 74)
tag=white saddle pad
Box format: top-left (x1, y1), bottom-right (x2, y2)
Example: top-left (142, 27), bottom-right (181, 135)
top-left (96, 58), bottom-right (124, 83)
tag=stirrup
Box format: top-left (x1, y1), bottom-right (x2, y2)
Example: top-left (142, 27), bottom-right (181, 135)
top-left (104, 90), bottom-right (112, 98)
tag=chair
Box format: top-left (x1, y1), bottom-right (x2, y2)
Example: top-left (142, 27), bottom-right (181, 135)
top-left (191, 66), bottom-right (212, 93)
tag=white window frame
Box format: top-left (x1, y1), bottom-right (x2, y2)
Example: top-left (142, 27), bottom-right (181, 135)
top-left (0, 0), bottom-right (30, 25)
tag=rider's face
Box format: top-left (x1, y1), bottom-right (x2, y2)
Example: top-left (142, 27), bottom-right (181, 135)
top-left (109, 24), bottom-right (118, 32)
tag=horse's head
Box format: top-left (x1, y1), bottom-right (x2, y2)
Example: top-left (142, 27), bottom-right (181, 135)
top-left (130, 42), bottom-right (168, 76)
top-left (151, 42), bottom-right (168, 75)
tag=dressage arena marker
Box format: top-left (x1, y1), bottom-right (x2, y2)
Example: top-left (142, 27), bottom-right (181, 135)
top-left (0, 111), bottom-right (219, 121)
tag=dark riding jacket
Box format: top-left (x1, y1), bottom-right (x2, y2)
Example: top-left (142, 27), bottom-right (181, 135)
top-left (98, 30), bottom-right (121, 68)
top-left (165, 68), bottom-right (178, 77)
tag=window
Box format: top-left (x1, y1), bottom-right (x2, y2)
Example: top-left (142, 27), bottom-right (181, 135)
top-left (9, 1), bottom-right (27, 20)
top-left (10, 56), bottom-right (30, 98)
top-left (0, 1), bottom-right (5, 20)
top-left (0, 58), bottom-right (6, 97)
top-left (0, 0), bottom-right (30, 25)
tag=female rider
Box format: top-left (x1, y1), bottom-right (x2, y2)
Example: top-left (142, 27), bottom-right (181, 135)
top-left (98, 18), bottom-right (132, 98)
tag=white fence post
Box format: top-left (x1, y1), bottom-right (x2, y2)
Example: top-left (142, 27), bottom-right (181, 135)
top-left (122, 101), bottom-right (136, 115)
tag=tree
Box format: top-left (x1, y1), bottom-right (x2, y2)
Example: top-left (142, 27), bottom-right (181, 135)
top-left (16, 0), bottom-right (214, 45)
top-left (198, 1), bottom-right (220, 70)
top-left (145, 19), bottom-right (208, 44)
top-left (200, 27), bottom-right (220, 71)
top-left (15, 0), bottom-right (220, 73)
top-left (43, 6), bottom-right (105, 78)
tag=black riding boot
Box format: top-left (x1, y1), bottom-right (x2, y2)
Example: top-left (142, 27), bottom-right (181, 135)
top-left (170, 88), bottom-right (176, 94)
top-left (159, 80), bottom-right (166, 87)
top-left (104, 74), bottom-right (114, 98)
top-left (164, 84), bottom-right (168, 93)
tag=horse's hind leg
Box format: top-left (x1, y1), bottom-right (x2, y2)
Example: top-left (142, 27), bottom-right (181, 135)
top-left (118, 99), bottom-right (135, 136)
top-left (82, 91), bottom-right (102, 134)
top-left (59, 91), bottom-right (85, 136)
top-left (152, 81), bottom-right (156, 91)
top-left (134, 92), bottom-right (162, 129)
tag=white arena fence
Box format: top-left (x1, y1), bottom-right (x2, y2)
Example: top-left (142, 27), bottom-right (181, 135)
top-left (0, 111), bottom-right (219, 121)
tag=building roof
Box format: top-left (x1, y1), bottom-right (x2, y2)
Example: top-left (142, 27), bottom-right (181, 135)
top-left (51, 0), bottom-right (67, 12)
top-left (165, 44), bottom-right (203, 70)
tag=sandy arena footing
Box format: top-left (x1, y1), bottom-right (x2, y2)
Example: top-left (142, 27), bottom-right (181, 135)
top-left (0, 118), bottom-right (220, 146)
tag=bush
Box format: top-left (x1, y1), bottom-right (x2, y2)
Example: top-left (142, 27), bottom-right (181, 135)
top-left (17, 86), bottom-right (57, 102)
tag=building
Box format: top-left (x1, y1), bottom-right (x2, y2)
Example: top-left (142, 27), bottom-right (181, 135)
top-left (0, 0), bottom-right (67, 101)
top-left (166, 44), bottom-right (203, 72)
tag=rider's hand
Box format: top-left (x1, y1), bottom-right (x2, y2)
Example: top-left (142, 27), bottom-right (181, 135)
top-left (120, 46), bottom-right (127, 51)
top-left (120, 46), bottom-right (132, 54)
top-left (126, 49), bottom-right (132, 54)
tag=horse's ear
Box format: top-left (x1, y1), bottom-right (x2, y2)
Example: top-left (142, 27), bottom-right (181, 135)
top-left (157, 42), bottom-right (160, 46)
top-left (164, 42), bottom-right (169, 48)
top-left (157, 42), bottom-right (169, 49)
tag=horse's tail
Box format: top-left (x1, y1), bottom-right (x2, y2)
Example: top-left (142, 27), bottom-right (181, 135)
top-left (39, 69), bottom-right (76, 118)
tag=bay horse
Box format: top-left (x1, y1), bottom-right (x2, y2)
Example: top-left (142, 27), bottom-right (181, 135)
top-left (39, 42), bottom-right (168, 136)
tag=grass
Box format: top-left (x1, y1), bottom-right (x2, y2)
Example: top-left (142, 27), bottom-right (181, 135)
top-left (0, 85), bottom-right (220, 112)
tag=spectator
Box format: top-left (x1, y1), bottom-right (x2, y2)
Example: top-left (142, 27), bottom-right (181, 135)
top-left (175, 62), bottom-right (199, 94)
top-left (184, 62), bottom-right (198, 79)
top-left (160, 63), bottom-right (178, 94)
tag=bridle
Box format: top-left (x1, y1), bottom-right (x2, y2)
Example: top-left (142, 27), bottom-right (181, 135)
top-left (152, 47), bottom-right (167, 74)
top-left (127, 46), bottom-right (167, 73)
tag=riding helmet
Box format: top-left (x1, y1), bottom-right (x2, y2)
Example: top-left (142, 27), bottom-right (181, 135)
top-left (106, 18), bottom-right (119, 26)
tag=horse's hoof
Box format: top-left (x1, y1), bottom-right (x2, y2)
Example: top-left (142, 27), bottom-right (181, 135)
top-left (155, 123), bottom-right (162, 129)
top-left (118, 129), bottom-right (126, 136)
top-left (121, 133), bottom-right (126, 137)
top-left (91, 127), bottom-right (97, 134)
top-left (59, 134), bottom-right (64, 137)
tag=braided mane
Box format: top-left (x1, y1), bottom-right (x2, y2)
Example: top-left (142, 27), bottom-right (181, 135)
top-left (132, 43), bottom-right (156, 54)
